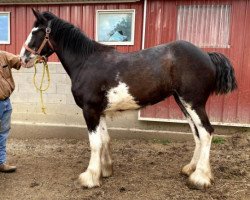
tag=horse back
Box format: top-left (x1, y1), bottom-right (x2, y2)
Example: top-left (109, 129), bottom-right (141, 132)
top-left (73, 40), bottom-right (216, 111)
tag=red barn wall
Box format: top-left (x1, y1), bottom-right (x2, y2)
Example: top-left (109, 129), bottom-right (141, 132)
top-left (140, 0), bottom-right (250, 126)
top-left (0, 2), bottom-right (144, 61)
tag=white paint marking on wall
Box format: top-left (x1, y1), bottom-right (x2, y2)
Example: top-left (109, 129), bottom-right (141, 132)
top-left (105, 81), bottom-right (140, 114)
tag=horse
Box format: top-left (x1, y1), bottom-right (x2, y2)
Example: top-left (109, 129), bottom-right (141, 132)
top-left (19, 9), bottom-right (237, 190)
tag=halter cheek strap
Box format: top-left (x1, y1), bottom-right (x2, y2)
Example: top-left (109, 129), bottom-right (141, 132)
top-left (23, 21), bottom-right (54, 56)
top-left (36, 25), bottom-right (54, 55)
top-left (23, 43), bottom-right (37, 55)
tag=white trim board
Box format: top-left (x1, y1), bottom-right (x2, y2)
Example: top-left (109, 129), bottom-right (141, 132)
top-left (138, 111), bottom-right (250, 128)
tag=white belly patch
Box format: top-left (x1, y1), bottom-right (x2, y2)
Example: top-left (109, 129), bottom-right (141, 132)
top-left (104, 82), bottom-right (140, 114)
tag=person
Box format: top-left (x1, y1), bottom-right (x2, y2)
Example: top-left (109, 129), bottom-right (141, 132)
top-left (0, 50), bottom-right (22, 173)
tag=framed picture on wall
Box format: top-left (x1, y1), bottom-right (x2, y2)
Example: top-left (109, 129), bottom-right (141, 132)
top-left (96, 9), bottom-right (135, 45)
top-left (0, 12), bottom-right (10, 44)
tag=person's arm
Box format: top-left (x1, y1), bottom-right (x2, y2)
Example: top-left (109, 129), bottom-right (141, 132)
top-left (5, 51), bottom-right (21, 70)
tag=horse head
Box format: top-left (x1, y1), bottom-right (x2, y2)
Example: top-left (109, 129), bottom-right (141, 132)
top-left (20, 9), bottom-right (54, 67)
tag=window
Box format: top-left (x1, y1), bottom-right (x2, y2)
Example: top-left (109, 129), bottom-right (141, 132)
top-left (0, 12), bottom-right (10, 44)
top-left (177, 5), bottom-right (231, 48)
top-left (96, 9), bottom-right (135, 45)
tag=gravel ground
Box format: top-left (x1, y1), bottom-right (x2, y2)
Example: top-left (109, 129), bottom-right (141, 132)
top-left (0, 133), bottom-right (249, 200)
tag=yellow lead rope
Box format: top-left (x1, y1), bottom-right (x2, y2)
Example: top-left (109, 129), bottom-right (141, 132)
top-left (33, 58), bottom-right (50, 114)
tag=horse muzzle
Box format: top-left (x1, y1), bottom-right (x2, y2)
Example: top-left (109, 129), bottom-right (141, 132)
top-left (21, 55), bottom-right (47, 68)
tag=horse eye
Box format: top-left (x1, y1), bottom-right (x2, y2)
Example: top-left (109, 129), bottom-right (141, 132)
top-left (32, 27), bottom-right (42, 34)
top-left (32, 31), bottom-right (37, 36)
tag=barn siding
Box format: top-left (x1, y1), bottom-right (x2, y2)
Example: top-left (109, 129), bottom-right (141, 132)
top-left (0, 2), bottom-right (143, 61)
top-left (236, 0), bottom-right (250, 124)
top-left (140, 0), bottom-right (250, 126)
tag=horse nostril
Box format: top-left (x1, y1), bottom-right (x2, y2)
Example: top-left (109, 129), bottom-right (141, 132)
top-left (24, 57), bottom-right (30, 63)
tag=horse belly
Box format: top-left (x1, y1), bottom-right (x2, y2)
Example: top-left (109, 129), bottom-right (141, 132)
top-left (104, 82), bottom-right (140, 114)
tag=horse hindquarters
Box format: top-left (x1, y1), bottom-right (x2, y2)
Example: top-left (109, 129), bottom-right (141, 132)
top-left (78, 108), bottom-right (113, 188)
top-left (173, 64), bottom-right (215, 189)
top-left (174, 52), bottom-right (237, 189)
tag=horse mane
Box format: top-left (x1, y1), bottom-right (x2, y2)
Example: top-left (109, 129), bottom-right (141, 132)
top-left (38, 11), bottom-right (114, 57)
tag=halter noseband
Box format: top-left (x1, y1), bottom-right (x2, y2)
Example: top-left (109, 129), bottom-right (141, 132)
top-left (23, 21), bottom-right (54, 57)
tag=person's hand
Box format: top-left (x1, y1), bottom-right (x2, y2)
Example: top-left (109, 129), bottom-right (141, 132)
top-left (19, 57), bottom-right (23, 67)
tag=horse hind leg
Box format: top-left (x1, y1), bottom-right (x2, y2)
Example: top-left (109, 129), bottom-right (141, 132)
top-left (181, 122), bottom-right (201, 176)
top-left (174, 95), bottom-right (201, 176)
top-left (180, 98), bottom-right (214, 189)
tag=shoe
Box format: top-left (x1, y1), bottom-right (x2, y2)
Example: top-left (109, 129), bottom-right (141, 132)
top-left (0, 163), bottom-right (17, 173)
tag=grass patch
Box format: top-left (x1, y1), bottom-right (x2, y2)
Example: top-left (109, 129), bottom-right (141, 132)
top-left (212, 136), bottom-right (226, 144)
top-left (152, 139), bottom-right (171, 145)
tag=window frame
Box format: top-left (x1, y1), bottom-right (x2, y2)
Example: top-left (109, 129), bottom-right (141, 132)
top-left (95, 9), bottom-right (135, 46)
top-left (0, 12), bottom-right (10, 44)
top-left (176, 4), bottom-right (231, 48)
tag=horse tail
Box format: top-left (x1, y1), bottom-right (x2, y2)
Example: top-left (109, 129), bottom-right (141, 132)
top-left (208, 52), bottom-right (237, 94)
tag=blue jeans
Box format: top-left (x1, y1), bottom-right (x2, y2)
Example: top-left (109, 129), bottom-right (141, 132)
top-left (0, 98), bottom-right (12, 165)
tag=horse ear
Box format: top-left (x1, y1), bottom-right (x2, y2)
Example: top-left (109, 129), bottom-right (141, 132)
top-left (32, 8), bottom-right (47, 25)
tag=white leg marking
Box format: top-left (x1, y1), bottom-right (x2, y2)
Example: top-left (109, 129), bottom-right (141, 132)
top-left (99, 117), bottom-right (113, 177)
top-left (19, 27), bottom-right (38, 62)
top-left (182, 118), bottom-right (201, 176)
top-left (188, 130), bottom-right (213, 189)
top-left (79, 122), bottom-right (103, 188)
top-left (181, 99), bottom-right (213, 189)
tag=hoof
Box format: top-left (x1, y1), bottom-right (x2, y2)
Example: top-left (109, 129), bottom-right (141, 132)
top-left (102, 164), bottom-right (113, 178)
top-left (181, 164), bottom-right (196, 176)
top-left (78, 170), bottom-right (101, 188)
top-left (187, 171), bottom-right (213, 190)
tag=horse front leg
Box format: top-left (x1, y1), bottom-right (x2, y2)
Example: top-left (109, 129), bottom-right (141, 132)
top-left (79, 108), bottom-right (103, 188)
top-left (99, 117), bottom-right (113, 178)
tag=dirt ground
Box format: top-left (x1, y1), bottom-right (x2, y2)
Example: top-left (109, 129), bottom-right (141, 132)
top-left (0, 133), bottom-right (249, 200)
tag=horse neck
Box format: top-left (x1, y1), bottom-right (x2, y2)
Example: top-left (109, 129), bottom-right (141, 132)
top-left (54, 48), bottom-right (83, 80)
top-left (51, 36), bottom-right (92, 80)
top-left (49, 23), bottom-right (112, 79)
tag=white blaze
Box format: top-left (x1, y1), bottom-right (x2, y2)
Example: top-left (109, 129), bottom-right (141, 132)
top-left (19, 27), bottom-right (38, 62)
